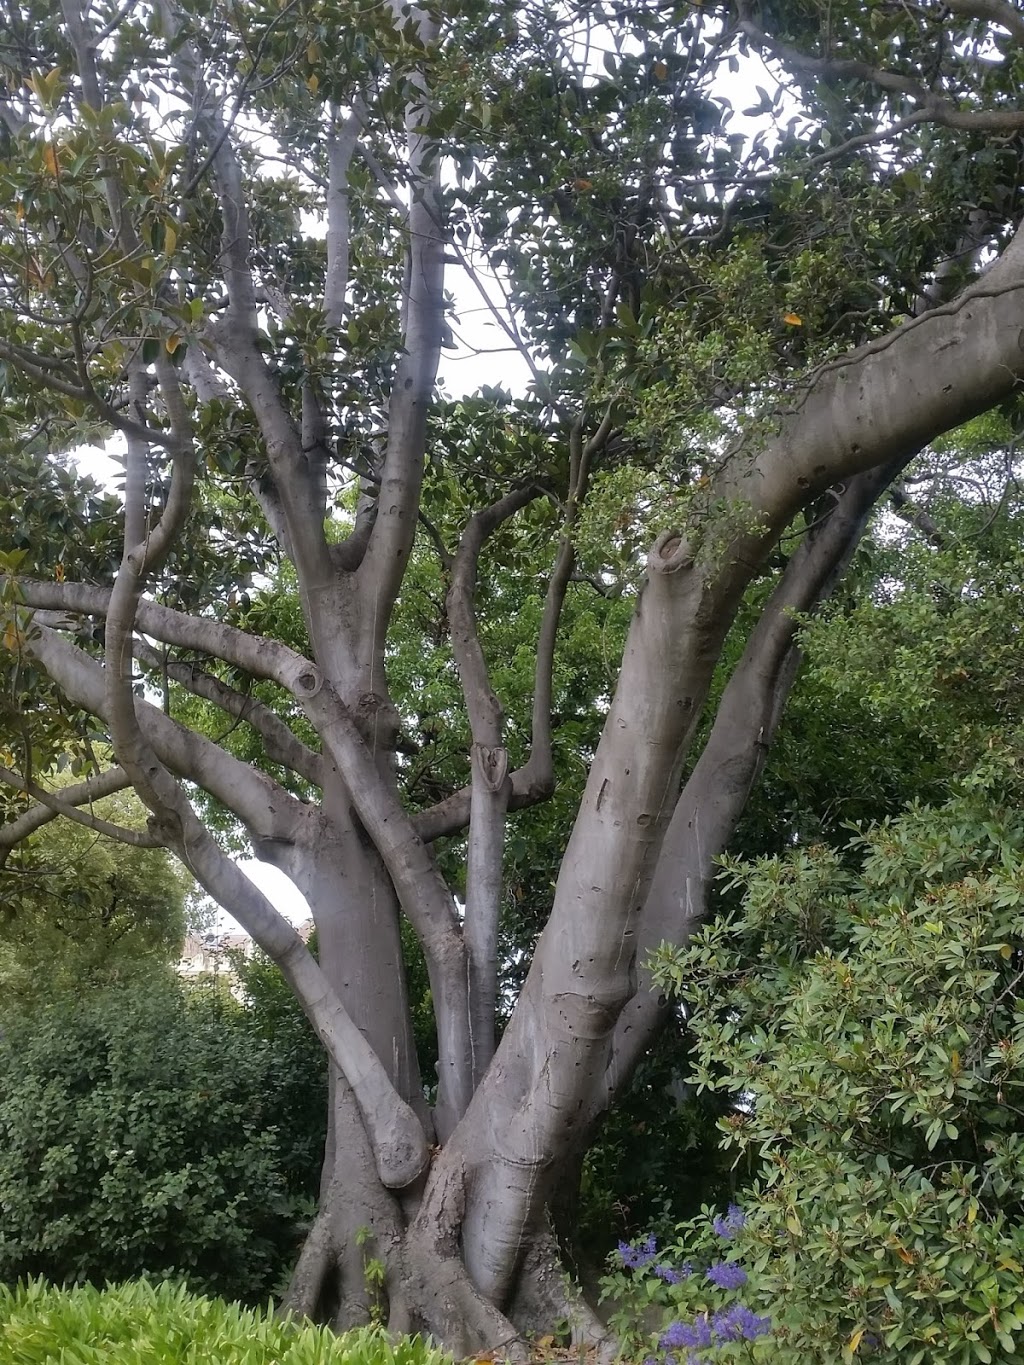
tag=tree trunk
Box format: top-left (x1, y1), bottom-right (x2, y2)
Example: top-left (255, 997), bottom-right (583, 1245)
top-left (286, 1072), bottom-right (408, 1331)
top-left (277, 771), bottom-right (435, 1324)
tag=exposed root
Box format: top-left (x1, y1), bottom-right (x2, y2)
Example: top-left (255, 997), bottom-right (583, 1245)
top-left (386, 1290), bottom-right (414, 1338)
top-left (403, 1151), bottom-right (530, 1360)
top-left (508, 1221), bottom-right (618, 1362)
top-left (281, 1199), bottom-right (337, 1321)
top-left (285, 1079), bottom-right (408, 1331)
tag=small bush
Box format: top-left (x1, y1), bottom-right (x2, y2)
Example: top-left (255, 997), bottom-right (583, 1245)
top-left (0, 1279), bottom-right (453, 1365)
top-left (0, 977), bottom-right (318, 1302)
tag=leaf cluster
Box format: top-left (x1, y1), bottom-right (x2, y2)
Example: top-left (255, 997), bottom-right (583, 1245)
top-left (650, 784), bottom-right (1024, 1363)
top-left (0, 1279), bottom-right (454, 1365)
top-left (0, 978), bottom-right (321, 1303)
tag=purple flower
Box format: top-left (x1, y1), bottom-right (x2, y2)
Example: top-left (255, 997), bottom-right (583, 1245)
top-left (662, 1303), bottom-right (772, 1355)
top-left (617, 1233), bottom-right (658, 1270)
top-left (705, 1260), bottom-right (748, 1290)
top-left (653, 1261), bottom-right (692, 1284)
top-left (711, 1203), bottom-right (747, 1240)
top-left (660, 1316), bottom-right (713, 1351)
top-left (711, 1303), bottom-right (772, 1343)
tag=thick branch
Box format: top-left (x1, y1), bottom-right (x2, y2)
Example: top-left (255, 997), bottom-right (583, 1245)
top-left (22, 624), bottom-right (427, 1188)
top-left (448, 485), bottom-right (539, 1083)
top-left (941, 0), bottom-right (1024, 43)
top-left (739, 12), bottom-right (1024, 132)
top-left (357, 12), bottom-right (446, 646)
top-left (452, 219), bottom-right (1024, 1302)
top-left (413, 411), bottom-right (614, 844)
top-left (325, 106), bottom-right (360, 329)
top-left (13, 578), bottom-right (325, 699)
top-left (602, 454), bottom-right (914, 1102)
top-left (160, 0), bottom-right (333, 595)
top-left (134, 639), bottom-right (325, 786)
top-left (25, 624), bottom-right (313, 855)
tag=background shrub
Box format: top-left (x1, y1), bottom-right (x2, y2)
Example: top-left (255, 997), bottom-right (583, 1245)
top-left (0, 976), bottom-right (321, 1302)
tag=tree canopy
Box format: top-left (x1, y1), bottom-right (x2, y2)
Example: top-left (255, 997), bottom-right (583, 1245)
top-left (0, 771), bottom-right (189, 997)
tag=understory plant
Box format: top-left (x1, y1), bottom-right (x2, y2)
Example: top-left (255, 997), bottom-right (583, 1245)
top-left (647, 783), bottom-right (1024, 1364)
top-left (0, 976), bottom-right (317, 1302)
top-left (0, 1279), bottom-right (452, 1365)
top-left (601, 1208), bottom-right (774, 1364)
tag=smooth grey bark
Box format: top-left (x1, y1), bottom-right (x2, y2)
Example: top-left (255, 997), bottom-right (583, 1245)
top-left (448, 487), bottom-right (539, 1082)
top-left (20, 621), bottom-right (430, 1190)
top-left (324, 106), bottom-right (361, 330)
top-left (286, 775), bottom-right (429, 1124)
top-left (132, 639), bottom-right (325, 787)
top-left (447, 227), bottom-right (1024, 1306)
top-left (13, 573), bottom-right (474, 1132)
top-left (286, 1071), bottom-right (409, 1330)
top-left (599, 454), bottom-right (917, 1106)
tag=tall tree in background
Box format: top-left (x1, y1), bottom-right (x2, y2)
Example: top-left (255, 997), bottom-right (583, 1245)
top-left (0, 776), bottom-right (188, 996)
top-left (1, 0), bottom-right (1024, 1348)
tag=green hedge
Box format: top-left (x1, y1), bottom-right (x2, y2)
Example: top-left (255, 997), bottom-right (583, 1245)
top-left (0, 977), bottom-right (321, 1302)
top-left (0, 1280), bottom-right (452, 1365)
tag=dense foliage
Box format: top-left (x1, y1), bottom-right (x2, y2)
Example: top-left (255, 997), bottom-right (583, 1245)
top-left (0, 978), bottom-right (320, 1303)
top-left (0, 1280), bottom-right (453, 1365)
top-left (0, 783), bottom-right (189, 999)
top-left (641, 783), bottom-right (1024, 1364)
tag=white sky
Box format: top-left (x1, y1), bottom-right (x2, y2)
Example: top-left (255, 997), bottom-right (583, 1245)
top-left (237, 859), bottom-right (310, 926)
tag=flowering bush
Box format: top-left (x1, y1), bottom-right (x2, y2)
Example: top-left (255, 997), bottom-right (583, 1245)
top-left (600, 1207), bottom-right (773, 1363)
top-left (648, 788), bottom-right (1024, 1363)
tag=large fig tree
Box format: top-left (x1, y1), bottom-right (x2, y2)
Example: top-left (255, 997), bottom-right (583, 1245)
top-left (2, 0), bottom-right (1024, 1348)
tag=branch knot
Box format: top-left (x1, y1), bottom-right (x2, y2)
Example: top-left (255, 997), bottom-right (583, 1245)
top-left (649, 529), bottom-right (694, 574)
top-left (473, 743), bottom-right (509, 793)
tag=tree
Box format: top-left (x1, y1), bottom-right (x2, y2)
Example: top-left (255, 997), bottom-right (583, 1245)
top-left (0, 775), bottom-right (190, 998)
top-left (2, 0), bottom-right (1024, 1348)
